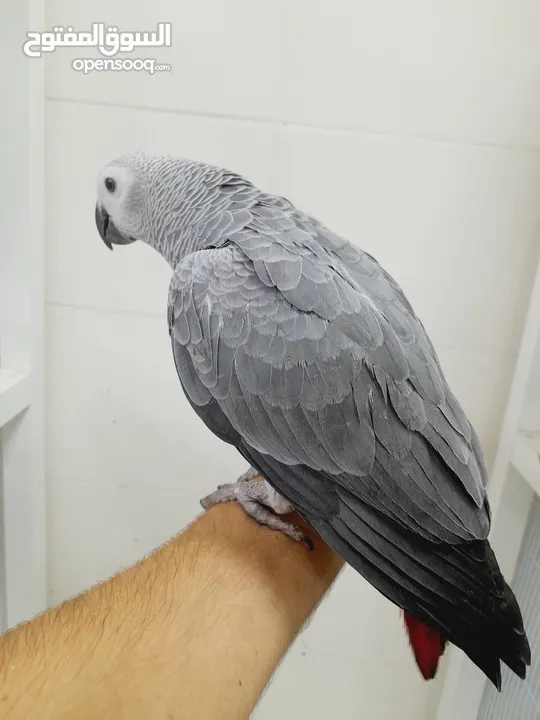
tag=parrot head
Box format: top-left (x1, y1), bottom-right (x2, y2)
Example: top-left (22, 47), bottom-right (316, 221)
top-left (95, 151), bottom-right (191, 251)
top-left (95, 151), bottom-right (246, 265)
top-left (94, 156), bottom-right (146, 251)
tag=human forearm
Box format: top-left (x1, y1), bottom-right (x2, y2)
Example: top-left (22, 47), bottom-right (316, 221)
top-left (0, 502), bottom-right (343, 720)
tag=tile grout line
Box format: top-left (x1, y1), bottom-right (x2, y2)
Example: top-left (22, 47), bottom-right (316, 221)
top-left (46, 300), bottom-right (165, 320)
top-left (46, 95), bottom-right (540, 155)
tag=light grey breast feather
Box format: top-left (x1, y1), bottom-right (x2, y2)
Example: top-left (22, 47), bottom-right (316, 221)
top-left (168, 192), bottom-right (490, 545)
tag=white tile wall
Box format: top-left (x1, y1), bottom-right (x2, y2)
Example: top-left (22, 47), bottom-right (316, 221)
top-left (45, 1), bottom-right (540, 718)
top-left (46, 1), bottom-right (540, 147)
top-left (276, 0), bottom-right (540, 147)
top-left (46, 1), bottom-right (282, 119)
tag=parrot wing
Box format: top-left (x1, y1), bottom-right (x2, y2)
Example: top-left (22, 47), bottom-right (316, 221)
top-left (167, 199), bottom-right (529, 686)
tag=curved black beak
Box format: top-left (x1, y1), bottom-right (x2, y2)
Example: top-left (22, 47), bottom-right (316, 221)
top-left (95, 203), bottom-right (136, 250)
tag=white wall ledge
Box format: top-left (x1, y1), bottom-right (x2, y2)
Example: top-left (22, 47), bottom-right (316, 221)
top-left (0, 370), bottom-right (31, 429)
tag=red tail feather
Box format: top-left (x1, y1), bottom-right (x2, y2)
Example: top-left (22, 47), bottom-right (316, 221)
top-left (403, 611), bottom-right (447, 680)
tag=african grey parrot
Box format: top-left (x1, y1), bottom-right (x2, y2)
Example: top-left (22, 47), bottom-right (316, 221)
top-left (94, 151), bottom-right (530, 689)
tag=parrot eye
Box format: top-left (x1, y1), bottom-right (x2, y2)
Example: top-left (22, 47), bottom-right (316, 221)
top-left (105, 177), bottom-right (117, 194)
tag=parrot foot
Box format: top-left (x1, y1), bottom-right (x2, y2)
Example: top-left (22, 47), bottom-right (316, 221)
top-left (200, 479), bottom-right (312, 548)
top-left (218, 465), bottom-right (259, 489)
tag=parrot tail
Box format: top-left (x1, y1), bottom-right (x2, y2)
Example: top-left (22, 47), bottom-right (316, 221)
top-left (403, 611), bottom-right (447, 680)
